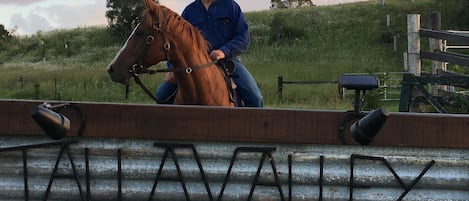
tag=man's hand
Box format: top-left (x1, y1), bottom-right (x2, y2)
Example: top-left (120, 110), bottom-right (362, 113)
top-left (164, 72), bottom-right (176, 83)
top-left (209, 50), bottom-right (225, 61)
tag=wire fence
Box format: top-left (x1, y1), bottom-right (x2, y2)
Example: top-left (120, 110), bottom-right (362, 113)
top-left (0, 76), bottom-right (133, 102)
top-left (278, 72), bottom-right (404, 102)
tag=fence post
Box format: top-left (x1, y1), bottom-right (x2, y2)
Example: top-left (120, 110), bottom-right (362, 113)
top-left (428, 12), bottom-right (447, 94)
top-left (386, 14), bottom-right (391, 27)
top-left (54, 78), bottom-right (58, 100)
top-left (277, 76), bottom-right (283, 99)
top-left (19, 77), bottom-right (24, 89)
top-left (407, 14), bottom-right (421, 76)
top-left (407, 14), bottom-right (423, 112)
top-left (403, 52), bottom-right (408, 71)
top-left (34, 84), bottom-right (40, 100)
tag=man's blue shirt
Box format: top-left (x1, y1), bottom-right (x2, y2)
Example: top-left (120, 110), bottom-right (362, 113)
top-left (182, 0), bottom-right (250, 59)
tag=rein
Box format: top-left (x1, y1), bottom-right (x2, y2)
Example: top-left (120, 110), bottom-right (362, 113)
top-left (130, 59), bottom-right (219, 75)
top-left (126, 8), bottom-right (219, 102)
top-left (128, 60), bottom-right (219, 103)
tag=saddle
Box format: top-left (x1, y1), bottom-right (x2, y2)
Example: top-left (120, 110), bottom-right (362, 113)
top-left (216, 59), bottom-right (237, 104)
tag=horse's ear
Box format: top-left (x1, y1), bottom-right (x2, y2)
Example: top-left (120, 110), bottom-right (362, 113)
top-left (144, 0), bottom-right (156, 8)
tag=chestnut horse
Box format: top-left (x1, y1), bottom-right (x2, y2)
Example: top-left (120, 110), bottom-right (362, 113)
top-left (107, 0), bottom-right (234, 106)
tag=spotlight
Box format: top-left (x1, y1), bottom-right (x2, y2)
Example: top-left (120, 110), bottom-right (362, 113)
top-left (31, 102), bottom-right (85, 140)
top-left (350, 108), bottom-right (389, 145)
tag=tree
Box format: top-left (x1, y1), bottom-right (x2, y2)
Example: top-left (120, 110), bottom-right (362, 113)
top-left (271, 0), bottom-right (314, 9)
top-left (105, 0), bottom-right (157, 38)
top-left (454, 1), bottom-right (469, 29)
top-left (271, 0), bottom-right (288, 9)
top-left (0, 24), bottom-right (13, 50)
top-left (436, 0), bottom-right (469, 29)
top-left (0, 24), bottom-right (12, 41)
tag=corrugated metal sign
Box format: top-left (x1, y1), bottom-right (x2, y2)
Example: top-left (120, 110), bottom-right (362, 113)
top-left (0, 136), bottom-right (467, 201)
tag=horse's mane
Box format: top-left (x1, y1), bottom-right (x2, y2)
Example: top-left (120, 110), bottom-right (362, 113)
top-left (143, 5), bottom-right (210, 55)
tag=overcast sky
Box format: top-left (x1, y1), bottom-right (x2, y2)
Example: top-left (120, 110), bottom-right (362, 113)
top-left (0, 0), bottom-right (368, 35)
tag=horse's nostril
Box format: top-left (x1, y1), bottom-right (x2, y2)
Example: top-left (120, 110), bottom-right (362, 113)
top-left (107, 66), bottom-right (114, 74)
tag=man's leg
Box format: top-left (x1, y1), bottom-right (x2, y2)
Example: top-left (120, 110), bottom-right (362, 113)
top-left (231, 59), bottom-right (263, 107)
top-left (155, 81), bottom-right (178, 104)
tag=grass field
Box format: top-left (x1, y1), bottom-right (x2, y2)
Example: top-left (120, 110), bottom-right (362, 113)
top-left (0, 0), bottom-right (466, 111)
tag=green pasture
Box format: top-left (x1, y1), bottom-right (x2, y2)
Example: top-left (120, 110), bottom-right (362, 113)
top-left (0, 0), bottom-right (466, 111)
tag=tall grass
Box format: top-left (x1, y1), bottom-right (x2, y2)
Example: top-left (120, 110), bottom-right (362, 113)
top-left (0, 0), bottom-right (465, 111)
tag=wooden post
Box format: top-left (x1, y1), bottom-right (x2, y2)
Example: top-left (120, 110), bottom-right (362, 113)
top-left (277, 76), bottom-right (283, 99)
top-left (54, 78), bottom-right (58, 100)
top-left (19, 77), bottom-right (24, 89)
top-left (407, 14), bottom-right (421, 76)
top-left (34, 83), bottom-right (40, 99)
top-left (403, 52), bottom-right (408, 71)
top-left (386, 14), bottom-right (391, 27)
top-left (428, 12), bottom-right (446, 94)
top-left (407, 14), bottom-right (423, 112)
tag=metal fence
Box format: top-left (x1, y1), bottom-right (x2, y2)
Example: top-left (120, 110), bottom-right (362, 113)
top-left (0, 135), bottom-right (467, 201)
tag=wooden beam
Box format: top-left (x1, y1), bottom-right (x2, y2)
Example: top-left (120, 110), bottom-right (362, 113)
top-left (420, 29), bottom-right (469, 45)
top-left (0, 100), bottom-right (468, 148)
top-left (420, 50), bottom-right (469, 67)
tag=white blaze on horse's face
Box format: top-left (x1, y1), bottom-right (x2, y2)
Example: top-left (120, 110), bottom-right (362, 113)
top-left (106, 24), bottom-right (142, 84)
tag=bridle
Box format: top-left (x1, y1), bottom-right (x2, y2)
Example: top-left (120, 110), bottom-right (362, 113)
top-left (125, 8), bottom-right (169, 102)
top-left (126, 7), bottom-right (218, 102)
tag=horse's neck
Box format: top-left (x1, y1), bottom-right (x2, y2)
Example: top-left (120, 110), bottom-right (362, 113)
top-left (161, 11), bottom-right (233, 106)
top-left (171, 47), bottom-right (230, 105)
top-left (172, 52), bottom-right (210, 71)
top-left (174, 53), bottom-right (215, 85)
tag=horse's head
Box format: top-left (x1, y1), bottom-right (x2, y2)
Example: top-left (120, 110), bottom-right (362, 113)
top-left (107, 0), bottom-right (170, 84)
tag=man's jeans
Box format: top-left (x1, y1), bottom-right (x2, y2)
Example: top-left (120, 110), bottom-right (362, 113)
top-left (155, 58), bottom-right (263, 107)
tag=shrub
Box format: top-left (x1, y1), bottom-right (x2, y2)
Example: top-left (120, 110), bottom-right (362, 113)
top-left (269, 12), bottom-right (308, 43)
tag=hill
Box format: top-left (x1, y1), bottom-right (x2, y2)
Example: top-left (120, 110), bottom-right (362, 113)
top-left (0, 0), bottom-right (466, 111)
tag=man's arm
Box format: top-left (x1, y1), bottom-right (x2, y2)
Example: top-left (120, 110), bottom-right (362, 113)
top-left (219, 3), bottom-right (250, 59)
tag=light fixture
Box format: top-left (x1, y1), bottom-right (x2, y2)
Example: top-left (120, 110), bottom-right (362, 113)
top-left (350, 108), bottom-right (389, 145)
top-left (31, 102), bottom-right (85, 140)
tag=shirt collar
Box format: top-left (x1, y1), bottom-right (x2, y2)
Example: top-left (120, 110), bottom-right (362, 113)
top-left (195, 0), bottom-right (220, 8)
